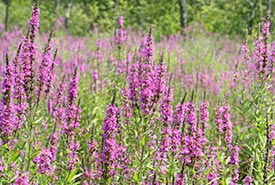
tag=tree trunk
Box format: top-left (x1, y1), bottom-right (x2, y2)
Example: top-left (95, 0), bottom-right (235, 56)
top-left (266, 0), bottom-right (271, 16)
top-left (206, 0), bottom-right (211, 5)
top-left (83, 0), bottom-right (89, 16)
top-left (4, 0), bottom-right (10, 31)
top-left (179, 0), bottom-right (187, 34)
top-left (247, 0), bottom-right (256, 35)
top-left (191, 0), bottom-right (194, 7)
top-left (64, 0), bottom-right (72, 30)
top-left (54, 0), bottom-right (59, 12)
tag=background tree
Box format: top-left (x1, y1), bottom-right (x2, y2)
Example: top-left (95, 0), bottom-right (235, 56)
top-left (2, 0), bottom-right (10, 31)
top-left (179, 0), bottom-right (187, 35)
top-left (0, 0), bottom-right (274, 39)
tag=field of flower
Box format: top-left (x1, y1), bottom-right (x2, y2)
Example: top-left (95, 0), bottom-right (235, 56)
top-left (0, 3), bottom-right (275, 185)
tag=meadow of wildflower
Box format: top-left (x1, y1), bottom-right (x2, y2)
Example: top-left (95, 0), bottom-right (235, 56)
top-left (1, 2), bottom-right (275, 185)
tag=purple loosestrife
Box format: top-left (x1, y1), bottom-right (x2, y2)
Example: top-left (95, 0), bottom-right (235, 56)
top-left (13, 46), bottom-right (28, 127)
top-left (250, 20), bottom-right (271, 79)
top-left (37, 37), bottom-right (54, 99)
top-left (96, 40), bottom-right (103, 62)
top-left (115, 27), bottom-right (126, 45)
top-left (199, 101), bottom-right (209, 134)
top-left (138, 37), bottom-right (147, 58)
top-left (229, 145), bottom-right (240, 184)
top-left (62, 98), bottom-right (81, 136)
top-left (49, 77), bottom-right (67, 122)
top-left (241, 44), bottom-right (251, 65)
top-left (154, 109), bottom-right (182, 178)
top-left (59, 71), bottom-right (81, 171)
top-left (62, 101), bottom-right (81, 137)
top-left (47, 79), bottom-right (67, 171)
top-left (160, 86), bottom-right (173, 124)
top-left (29, 3), bottom-right (40, 40)
top-left (152, 61), bottom-right (167, 105)
top-left (99, 104), bottom-right (127, 180)
top-left (101, 105), bottom-right (119, 153)
top-left (253, 39), bottom-right (266, 76)
top-left (48, 133), bottom-right (58, 161)
top-left (62, 69), bottom-right (81, 135)
top-left (140, 66), bottom-right (154, 115)
top-left (179, 103), bottom-right (207, 177)
top-left (2, 57), bottom-right (14, 97)
top-left (45, 53), bottom-right (56, 95)
top-left (229, 146), bottom-right (240, 164)
top-left (126, 51), bottom-right (164, 116)
top-left (222, 105), bottom-right (233, 144)
top-left (207, 171), bottom-right (218, 185)
top-left (143, 30), bottom-right (154, 63)
top-left (92, 69), bottom-right (98, 82)
top-left (0, 158), bottom-right (6, 177)
top-left (175, 173), bottom-right (185, 185)
top-left (240, 44), bottom-right (252, 80)
top-left (126, 52), bottom-right (132, 72)
top-left (215, 105), bottom-right (233, 145)
top-left (204, 145), bottom-right (218, 166)
top-left (84, 140), bottom-right (99, 181)
top-left (193, 127), bottom-right (208, 176)
top-left (121, 88), bottom-right (133, 119)
top-left (154, 108), bottom-right (173, 177)
top-left (88, 140), bottom-right (99, 159)
top-left (13, 171), bottom-right (29, 185)
top-left (185, 102), bottom-right (197, 134)
top-left (22, 4), bottom-right (40, 101)
top-left (84, 168), bottom-right (96, 182)
top-left (127, 61), bottom-right (140, 105)
top-left (92, 69), bottom-right (98, 92)
top-left (205, 146), bottom-right (219, 180)
top-left (127, 48), bottom-right (149, 109)
top-left (33, 148), bottom-right (55, 175)
top-left (68, 68), bottom-right (79, 105)
top-left (180, 135), bottom-right (204, 166)
top-left (158, 86), bottom-right (180, 155)
top-left (140, 79), bottom-right (153, 115)
top-left (67, 140), bottom-right (80, 170)
top-left (262, 21), bottom-right (271, 39)
top-left (19, 35), bottom-right (33, 100)
top-left (169, 127), bottom-right (181, 152)
top-left (114, 16), bottom-right (127, 46)
top-left (214, 105), bottom-right (223, 134)
top-left (269, 125), bottom-right (275, 169)
top-left (243, 176), bottom-right (254, 185)
top-left (174, 103), bottom-right (186, 129)
top-left (0, 56), bottom-right (17, 139)
top-left (269, 42), bottom-right (275, 76)
top-left (118, 16), bottom-right (124, 27)
top-left (231, 66), bottom-right (239, 89)
top-left (96, 39), bottom-right (102, 48)
top-left (139, 32), bottom-right (155, 115)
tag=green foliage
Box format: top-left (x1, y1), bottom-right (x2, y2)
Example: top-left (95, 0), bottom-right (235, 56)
top-left (1, 0), bottom-right (273, 38)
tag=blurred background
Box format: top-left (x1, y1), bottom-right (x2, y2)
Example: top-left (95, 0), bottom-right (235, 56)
top-left (0, 0), bottom-right (274, 40)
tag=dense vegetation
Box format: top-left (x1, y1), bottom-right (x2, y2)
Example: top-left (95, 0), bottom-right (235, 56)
top-left (0, 1), bottom-right (275, 185)
top-left (1, 0), bottom-right (275, 38)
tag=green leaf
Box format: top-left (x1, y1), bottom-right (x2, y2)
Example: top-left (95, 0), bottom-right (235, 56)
top-left (30, 151), bottom-right (41, 161)
top-left (8, 151), bottom-right (20, 163)
top-left (133, 171), bottom-right (139, 183)
top-left (67, 169), bottom-right (78, 183)
top-left (141, 136), bottom-right (147, 146)
top-left (72, 173), bottom-right (83, 181)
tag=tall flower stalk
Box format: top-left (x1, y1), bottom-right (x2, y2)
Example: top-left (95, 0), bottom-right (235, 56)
top-left (0, 54), bottom-right (16, 141)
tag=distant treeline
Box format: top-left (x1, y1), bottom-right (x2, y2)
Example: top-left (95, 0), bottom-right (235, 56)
top-left (0, 0), bottom-right (274, 38)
